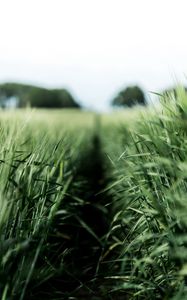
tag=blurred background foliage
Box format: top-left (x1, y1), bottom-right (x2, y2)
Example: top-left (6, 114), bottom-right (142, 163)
top-left (1, 82), bottom-right (187, 110)
top-left (0, 83), bottom-right (80, 109)
top-left (112, 85), bottom-right (146, 107)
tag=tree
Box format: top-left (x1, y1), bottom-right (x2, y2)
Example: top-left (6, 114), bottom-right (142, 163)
top-left (28, 88), bottom-right (61, 108)
top-left (0, 83), bottom-right (81, 109)
top-left (52, 89), bottom-right (80, 108)
top-left (112, 85), bottom-right (146, 107)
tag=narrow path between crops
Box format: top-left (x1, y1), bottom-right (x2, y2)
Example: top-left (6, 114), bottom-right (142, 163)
top-left (27, 117), bottom-right (113, 299)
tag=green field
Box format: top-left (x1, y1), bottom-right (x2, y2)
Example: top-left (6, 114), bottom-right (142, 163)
top-left (1, 88), bottom-right (187, 299)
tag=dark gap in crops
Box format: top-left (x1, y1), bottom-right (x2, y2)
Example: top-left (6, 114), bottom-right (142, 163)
top-left (26, 131), bottom-right (112, 299)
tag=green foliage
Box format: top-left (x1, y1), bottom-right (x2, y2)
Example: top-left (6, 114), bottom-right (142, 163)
top-left (1, 85), bottom-right (187, 299)
top-left (0, 110), bottom-right (96, 299)
top-left (112, 85), bottom-right (146, 107)
top-left (0, 83), bottom-right (80, 108)
top-left (163, 85), bottom-right (187, 94)
top-left (103, 86), bottom-right (187, 299)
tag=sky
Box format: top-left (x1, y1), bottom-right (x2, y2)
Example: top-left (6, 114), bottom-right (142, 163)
top-left (0, 0), bottom-right (187, 110)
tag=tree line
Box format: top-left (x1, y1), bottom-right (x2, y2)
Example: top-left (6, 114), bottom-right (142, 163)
top-left (0, 82), bottom-right (183, 109)
top-left (0, 83), bottom-right (80, 108)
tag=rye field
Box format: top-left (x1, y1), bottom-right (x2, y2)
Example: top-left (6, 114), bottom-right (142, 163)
top-left (1, 88), bottom-right (187, 299)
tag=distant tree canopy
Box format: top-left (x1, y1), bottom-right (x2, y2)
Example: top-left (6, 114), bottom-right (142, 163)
top-left (0, 83), bottom-right (80, 108)
top-left (112, 85), bottom-right (146, 107)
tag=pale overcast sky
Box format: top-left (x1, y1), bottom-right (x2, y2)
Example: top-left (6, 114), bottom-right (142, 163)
top-left (0, 0), bottom-right (187, 109)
